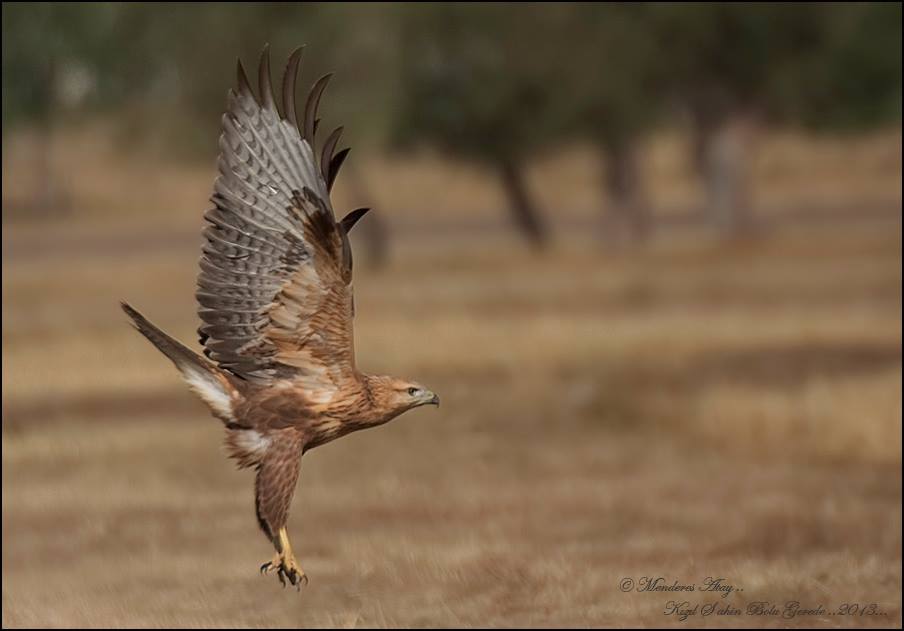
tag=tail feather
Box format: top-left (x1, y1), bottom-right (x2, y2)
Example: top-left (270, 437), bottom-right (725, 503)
top-left (121, 301), bottom-right (237, 422)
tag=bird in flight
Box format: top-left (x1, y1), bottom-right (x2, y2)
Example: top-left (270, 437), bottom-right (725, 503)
top-left (122, 45), bottom-right (439, 590)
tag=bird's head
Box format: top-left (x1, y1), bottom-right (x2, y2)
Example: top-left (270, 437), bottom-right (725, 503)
top-left (365, 375), bottom-right (439, 420)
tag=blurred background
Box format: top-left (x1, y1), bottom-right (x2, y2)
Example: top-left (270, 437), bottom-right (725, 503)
top-left (2, 2), bottom-right (901, 627)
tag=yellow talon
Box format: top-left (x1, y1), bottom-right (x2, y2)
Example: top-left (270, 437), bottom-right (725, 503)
top-left (260, 528), bottom-right (307, 589)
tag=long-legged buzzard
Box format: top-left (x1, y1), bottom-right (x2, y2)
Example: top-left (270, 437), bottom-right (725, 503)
top-left (122, 46), bottom-right (439, 590)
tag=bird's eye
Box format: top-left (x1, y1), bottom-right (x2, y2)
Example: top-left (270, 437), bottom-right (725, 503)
top-left (407, 387), bottom-right (420, 396)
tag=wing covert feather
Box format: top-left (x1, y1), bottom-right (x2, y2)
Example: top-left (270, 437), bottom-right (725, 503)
top-left (197, 48), bottom-right (355, 386)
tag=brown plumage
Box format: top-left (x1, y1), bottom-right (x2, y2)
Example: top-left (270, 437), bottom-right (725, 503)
top-left (121, 45), bottom-right (438, 590)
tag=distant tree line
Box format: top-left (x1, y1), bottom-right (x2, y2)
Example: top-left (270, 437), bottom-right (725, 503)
top-left (3, 2), bottom-right (901, 245)
top-left (394, 2), bottom-right (901, 244)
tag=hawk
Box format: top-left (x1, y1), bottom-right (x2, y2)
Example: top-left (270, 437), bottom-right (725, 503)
top-left (122, 46), bottom-right (439, 589)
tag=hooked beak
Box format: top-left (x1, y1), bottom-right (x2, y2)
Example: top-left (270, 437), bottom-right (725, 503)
top-left (427, 392), bottom-right (440, 407)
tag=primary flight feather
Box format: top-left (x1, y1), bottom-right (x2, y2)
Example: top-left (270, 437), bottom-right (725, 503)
top-left (122, 45), bottom-right (439, 590)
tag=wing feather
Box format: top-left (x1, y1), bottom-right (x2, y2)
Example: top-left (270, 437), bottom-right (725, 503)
top-left (197, 47), bottom-right (358, 386)
top-left (303, 74), bottom-right (332, 145)
top-left (327, 147), bottom-right (350, 192)
top-left (320, 126), bottom-right (343, 181)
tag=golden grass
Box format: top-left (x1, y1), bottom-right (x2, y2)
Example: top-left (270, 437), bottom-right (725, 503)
top-left (2, 128), bottom-right (902, 627)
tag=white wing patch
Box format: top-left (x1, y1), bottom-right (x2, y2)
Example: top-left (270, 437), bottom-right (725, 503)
top-left (225, 427), bottom-right (271, 468)
top-left (183, 368), bottom-right (234, 420)
top-left (232, 429), bottom-right (271, 458)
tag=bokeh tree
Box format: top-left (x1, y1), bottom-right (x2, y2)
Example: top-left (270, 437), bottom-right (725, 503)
top-left (393, 3), bottom-right (572, 249)
top-left (650, 2), bottom-right (902, 234)
top-left (3, 3), bottom-right (399, 151)
top-left (3, 3), bottom-right (398, 263)
top-left (4, 3), bottom-right (900, 241)
top-left (559, 4), bottom-right (665, 245)
top-left (770, 2), bottom-right (902, 131)
top-left (2, 2), bottom-right (124, 213)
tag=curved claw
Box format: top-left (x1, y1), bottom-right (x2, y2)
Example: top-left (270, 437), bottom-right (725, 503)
top-left (260, 552), bottom-right (307, 592)
top-left (285, 567), bottom-right (306, 591)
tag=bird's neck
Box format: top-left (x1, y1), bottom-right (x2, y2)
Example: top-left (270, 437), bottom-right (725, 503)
top-left (356, 373), bottom-right (403, 426)
top-left (328, 373), bottom-right (399, 426)
top-left (297, 374), bottom-right (404, 452)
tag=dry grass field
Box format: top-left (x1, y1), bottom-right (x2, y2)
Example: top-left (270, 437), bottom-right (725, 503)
top-left (2, 128), bottom-right (902, 627)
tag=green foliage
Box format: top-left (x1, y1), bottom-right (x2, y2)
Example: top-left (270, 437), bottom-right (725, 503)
top-left (393, 3), bottom-right (569, 166)
top-left (775, 2), bottom-right (902, 130)
top-left (557, 3), bottom-right (665, 147)
top-left (647, 2), bottom-right (901, 129)
top-left (2, 3), bottom-right (901, 157)
top-left (3, 3), bottom-right (119, 124)
top-left (648, 3), bottom-right (822, 116)
top-left (2, 3), bottom-right (397, 154)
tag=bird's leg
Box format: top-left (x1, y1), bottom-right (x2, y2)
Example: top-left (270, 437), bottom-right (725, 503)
top-left (260, 527), bottom-right (307, 589)
top-left (276, 527), bottom-right (307, 587)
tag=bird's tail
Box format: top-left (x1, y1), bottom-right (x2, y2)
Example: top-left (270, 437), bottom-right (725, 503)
top-left (120, 301), bottom-right (237, 422)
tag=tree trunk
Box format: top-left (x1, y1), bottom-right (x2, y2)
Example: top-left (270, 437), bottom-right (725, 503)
top-left (498, 158), bottom-right (547, 249)
top-left (601, 139), bottom-right (650, 245)
top-left (692, 109), bottom-right (757, 235)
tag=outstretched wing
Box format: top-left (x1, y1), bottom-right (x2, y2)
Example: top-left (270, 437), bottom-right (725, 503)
top-left (197, 46), bottom-right (363, 391)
